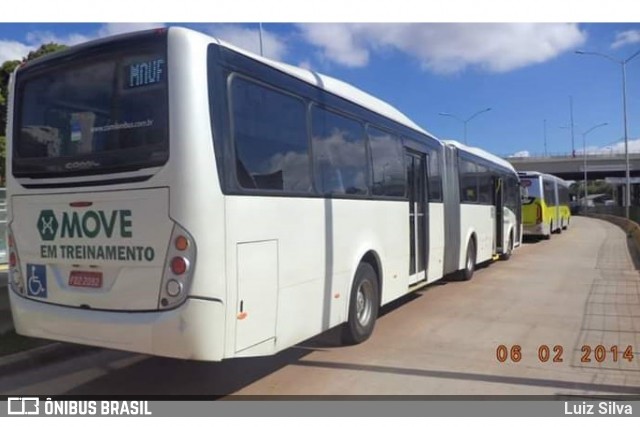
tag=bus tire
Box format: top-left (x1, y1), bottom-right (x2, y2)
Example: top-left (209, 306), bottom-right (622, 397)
top-left (455, 238), bottom-right (476, 281)
top-left (556, 221), bottom-right (562, 234)
top-left (562, 219), bottom-right (569, 230)
top-left (542, 223), bottom-right (551, 240)
top-left (342, 262), bottom-right (379, 345)
top-left (500, 232), bottom-right (513, 261)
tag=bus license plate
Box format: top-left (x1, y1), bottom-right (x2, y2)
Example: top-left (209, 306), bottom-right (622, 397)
top-left (68, 271), bottom-right (103, 288)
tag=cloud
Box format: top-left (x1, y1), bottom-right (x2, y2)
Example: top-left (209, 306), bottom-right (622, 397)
top-left (297, 23), bottom-right (586, 74)
top-left (299, 24), bottom-right (370, 67)
top-left (580, 138), bottom-right (640, 155)
top-left (298, 59), bottom-right (312, 70)
top-left (205, 24), bottom-right (288, 61)
top-left (611, 30), bottom-right (640, 49)
top-left (0, 40), bottom-right (33, 63)
top-left (509, 150), bottom-right (530, 158)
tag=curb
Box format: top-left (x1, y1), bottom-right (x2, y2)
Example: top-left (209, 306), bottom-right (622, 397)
top-left (0, 342), bottom-right (98, 377)
top-left (585, 213), bottom-right (640, 263)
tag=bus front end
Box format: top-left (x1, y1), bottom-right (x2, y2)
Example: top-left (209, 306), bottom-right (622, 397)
top-left (6, 28), bottom-right (227, 361)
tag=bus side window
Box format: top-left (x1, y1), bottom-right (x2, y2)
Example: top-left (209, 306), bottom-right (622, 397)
top-left (311, 106), bottom-right (367, 196)
top-left (230, 76), bottom-right (311, 192)
top-left (459, 158), bottom-right (478, 203)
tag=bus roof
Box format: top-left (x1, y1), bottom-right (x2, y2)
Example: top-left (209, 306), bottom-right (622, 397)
top-left (17, 26), bottom-right (441, 147)
top-left (518, 171), bottom-right (570, 185)
top-left (178, 27), bottom-right (438, 141)
top-left (442, 139), bottom-right (517, 173)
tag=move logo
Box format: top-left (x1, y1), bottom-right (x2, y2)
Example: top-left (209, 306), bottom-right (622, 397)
top-left (38, 210), bottom-right (58, 241)
top-left (37, 209), bottom-right (133, 241)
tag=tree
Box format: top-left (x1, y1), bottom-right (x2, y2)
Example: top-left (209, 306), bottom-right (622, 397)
top-left (23, 43), bottom-right (67, 62)
top-left (0, 42), bottom-right (66, 183)
top-left (0, 59), bottom-right (21, 135)
top-left (588, 180), bottom-right (613, 198)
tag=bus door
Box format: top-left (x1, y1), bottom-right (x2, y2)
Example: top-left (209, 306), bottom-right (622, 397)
top-left (406, 151), bottom-right (428, 284)
top-left (494, 176), bottom-right (504, 253)
top-left (554, 183), bottom-right (561, 228)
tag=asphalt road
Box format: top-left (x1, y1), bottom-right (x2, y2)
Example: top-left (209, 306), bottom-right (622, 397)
top-left (0, 272), bottom-right (10, 335)
top-left (0, 216), bottom-right (639, 396)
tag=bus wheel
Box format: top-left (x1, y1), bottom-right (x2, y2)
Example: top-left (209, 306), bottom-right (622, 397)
top-left (562, 219), bottom-right (569, 230)
top-left (342, 263), bottom-right (379, 345)
top-left (500, 232), bottom-right (513, 261)
top-left (556, 221), bottom-right (562, 234)
top-left (455, 238), bottom-right (476, 281)
top-left (542, 223), bottom-right (551, 240)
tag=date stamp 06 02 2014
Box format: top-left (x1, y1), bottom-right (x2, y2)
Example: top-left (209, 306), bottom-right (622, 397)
top-left (496, 344), bottom-right (635, 363)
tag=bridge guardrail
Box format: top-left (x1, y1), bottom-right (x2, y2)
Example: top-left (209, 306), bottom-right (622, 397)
top-left (581, 205), bottom-right (640, 225)
top-left (504, 151), bottom-right (639, 160)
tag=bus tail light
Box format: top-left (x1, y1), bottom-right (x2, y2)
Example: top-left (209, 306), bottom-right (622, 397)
top-left (7, 227), bottom-right (25, 296)
top-left (536, 204), bottom-right (543, 224)
top-left (159, 224), bottom-right (196, 309)
top-left (170, 256), bottom-right (188, 275)
top-left (174, 235), bottom-right (189, 251)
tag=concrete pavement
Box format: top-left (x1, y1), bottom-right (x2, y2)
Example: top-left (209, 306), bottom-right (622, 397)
top-left (234, 215), bottom-right (640, 395)
top-left (0, 216), bottom-right (638, 396)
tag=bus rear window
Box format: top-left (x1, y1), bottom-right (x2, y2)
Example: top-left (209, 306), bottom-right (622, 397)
top-left (13, 34), bottom-right (168, 178)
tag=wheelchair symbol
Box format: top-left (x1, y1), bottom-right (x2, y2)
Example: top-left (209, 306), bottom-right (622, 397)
top-left (27, 264), bottom-right (47, 298)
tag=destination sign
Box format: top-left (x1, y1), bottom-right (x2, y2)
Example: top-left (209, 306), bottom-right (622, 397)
top-left (127, 58), bottom-right (165, 88)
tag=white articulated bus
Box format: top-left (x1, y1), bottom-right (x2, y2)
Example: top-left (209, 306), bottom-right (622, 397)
top-left (7, 27), bottom-right (520, 361)
top-left (442, 140), bottom-right (522, 278)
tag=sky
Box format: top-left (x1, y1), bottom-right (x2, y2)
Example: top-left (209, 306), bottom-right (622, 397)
top-left (2, 3), bottom-right (640, 159)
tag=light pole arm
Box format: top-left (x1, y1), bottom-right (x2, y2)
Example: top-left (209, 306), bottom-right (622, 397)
top-left (625, 48), bottom-right (640, 64)
top-left (465, 107), bottom-right (492, 123)
top-left (584, 122), bottom-right (608, 137)
top-left (438, 112), bottom-right (464, 124)
top-left (575, 50), bottom-right (621, 65)
top-left (439, 108), bottom-right (491, 145)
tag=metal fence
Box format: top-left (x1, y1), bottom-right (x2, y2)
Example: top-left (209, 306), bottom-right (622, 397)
top-left (505, 152), bottom-right (636, 160)
top-left (0, 188), bottom-right (6, 264)
top-left (579, 205), bottom-right (640, 224)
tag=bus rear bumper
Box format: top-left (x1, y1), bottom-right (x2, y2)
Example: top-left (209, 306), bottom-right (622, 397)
top-left (523, 223), bottom-right (546, 236)
top-left (9, 290), bottom-right (226, 361)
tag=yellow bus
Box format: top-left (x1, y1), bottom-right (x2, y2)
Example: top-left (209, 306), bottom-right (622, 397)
top-left (519, 172), bottom-right (570, 239)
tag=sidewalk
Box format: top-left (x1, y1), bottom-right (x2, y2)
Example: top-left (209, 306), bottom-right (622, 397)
top-left (0, 269), bottom-right (97, 376)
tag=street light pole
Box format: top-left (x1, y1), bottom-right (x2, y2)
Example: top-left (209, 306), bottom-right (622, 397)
top-left (543, 119), bottom-right (548, 156)
top-left (622, 61), bottom-right (630, 213)
top-left (576, 48), bottom-right (640, 218)
top-left (463, 121), bottom-right (468, 146)
top-left (582, 122), bottom-right (608, 209)
top-left (570, 96), bottom-right (575, 156)
top-left (439, 107), bottom-right (492, 145)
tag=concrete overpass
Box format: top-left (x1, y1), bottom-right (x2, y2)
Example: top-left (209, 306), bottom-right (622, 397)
top-left (505, 152), bottom-right (640, 181)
